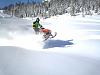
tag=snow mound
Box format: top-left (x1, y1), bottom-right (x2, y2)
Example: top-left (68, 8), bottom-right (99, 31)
top-left (0, 10), bottom-right (11, 18)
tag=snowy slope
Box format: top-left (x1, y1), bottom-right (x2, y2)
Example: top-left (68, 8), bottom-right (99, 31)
top-left (0, 12), bottom-right (100, 75)
top-left (0, 13), bottom-right (100, 58)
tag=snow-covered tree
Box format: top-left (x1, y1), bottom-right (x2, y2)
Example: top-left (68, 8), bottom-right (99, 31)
top-left (3, 0), bottom-right (100, 18)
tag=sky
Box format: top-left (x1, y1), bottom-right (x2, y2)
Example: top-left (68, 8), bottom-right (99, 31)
top-left (0, 0), bottom-right (42, 8)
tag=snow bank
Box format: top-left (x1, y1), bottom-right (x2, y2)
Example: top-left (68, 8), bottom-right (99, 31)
top-left (0, 10), bottom-right (11, 18)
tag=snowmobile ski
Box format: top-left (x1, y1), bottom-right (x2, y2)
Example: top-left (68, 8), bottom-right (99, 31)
top-left (43, 32), bottom-right (57, 41)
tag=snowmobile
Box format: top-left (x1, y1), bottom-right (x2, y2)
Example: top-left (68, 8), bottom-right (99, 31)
top-left (40, 27), bottom-right (57, 41)
top-left (43, 32), bottom-right (57, 41)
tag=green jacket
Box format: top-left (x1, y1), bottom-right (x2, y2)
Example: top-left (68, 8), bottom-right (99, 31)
top-left (33, 21), bottom-right (42, 29)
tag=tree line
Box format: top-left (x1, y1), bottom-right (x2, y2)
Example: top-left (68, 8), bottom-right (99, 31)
top-left (3, 0), bottom-right (100, 18)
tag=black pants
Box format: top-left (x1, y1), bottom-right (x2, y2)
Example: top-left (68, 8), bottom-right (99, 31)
top-left (33, 28), bottom-right (40, 34)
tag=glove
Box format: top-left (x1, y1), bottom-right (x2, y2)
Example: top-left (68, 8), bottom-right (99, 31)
top-left (33, 24), bottom-right (36, 28)
top-left (40, 25), bottom-right (43, 28)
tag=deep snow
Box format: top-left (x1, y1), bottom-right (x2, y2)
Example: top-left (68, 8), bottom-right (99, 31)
top-left (0, 46), bottom-right (100, 75)
top-left (0, 12), bottom-right (100, 75)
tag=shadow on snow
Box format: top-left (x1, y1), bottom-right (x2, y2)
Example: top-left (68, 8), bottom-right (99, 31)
top-left (43, 39), bottom-right (74, 49)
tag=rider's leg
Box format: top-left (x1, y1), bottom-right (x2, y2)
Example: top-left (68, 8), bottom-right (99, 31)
top-left (34, 28), bottom-right (40, 34)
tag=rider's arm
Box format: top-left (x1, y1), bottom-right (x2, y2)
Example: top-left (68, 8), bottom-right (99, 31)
top-left (39, 23), bottom-right (43, 28)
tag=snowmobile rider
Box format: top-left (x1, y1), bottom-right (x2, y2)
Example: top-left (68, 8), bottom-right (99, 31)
top-left (33, 18), bottom-right (43, 34)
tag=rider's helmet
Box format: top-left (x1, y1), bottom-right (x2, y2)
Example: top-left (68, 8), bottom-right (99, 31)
top-left (36, 18), bottom-right (40, 22)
